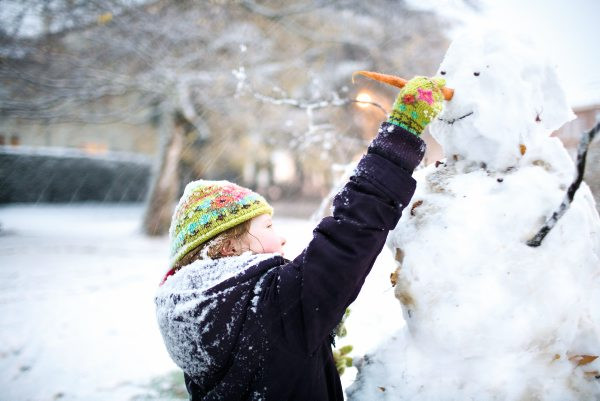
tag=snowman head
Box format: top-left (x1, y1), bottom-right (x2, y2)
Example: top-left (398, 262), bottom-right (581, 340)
top-left (429, 29), bottom-right (575, 171)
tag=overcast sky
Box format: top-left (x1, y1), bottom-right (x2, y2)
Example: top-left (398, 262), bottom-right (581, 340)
top-left (408, 0), bottom-right (600, 108)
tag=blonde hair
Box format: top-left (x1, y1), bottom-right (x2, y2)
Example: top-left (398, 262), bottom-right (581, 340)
top-left (172, 219), bottom-right (252, 271)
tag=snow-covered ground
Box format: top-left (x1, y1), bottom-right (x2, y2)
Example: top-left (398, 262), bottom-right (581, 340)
top-left (0, 204), bottom-right (176, 401)
top-left (0, 203), bottom-right (400, 400)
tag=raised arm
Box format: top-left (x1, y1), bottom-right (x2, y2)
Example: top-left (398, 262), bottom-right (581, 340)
top-left (266, 77), bottom-right (445, 353)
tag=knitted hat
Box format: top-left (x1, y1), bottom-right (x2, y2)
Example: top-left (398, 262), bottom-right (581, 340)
top-left (168, 180), bottom-right (273, 269)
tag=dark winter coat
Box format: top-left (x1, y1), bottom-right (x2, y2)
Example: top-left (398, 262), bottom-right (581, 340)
top-left (155, 122), bottom-right (425, 401)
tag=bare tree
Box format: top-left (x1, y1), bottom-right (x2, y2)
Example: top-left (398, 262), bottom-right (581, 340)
top-left (0, 0), bottom-right (453, 234)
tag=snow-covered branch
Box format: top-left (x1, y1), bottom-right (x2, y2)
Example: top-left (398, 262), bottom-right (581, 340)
top-left (527, 121), bottom-right (600, 247)
top-left (240, 0), bottom-right (336, 19)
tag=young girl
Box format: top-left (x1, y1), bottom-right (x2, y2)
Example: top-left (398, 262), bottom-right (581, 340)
top-left (155, 76), bottom-right (446, 400)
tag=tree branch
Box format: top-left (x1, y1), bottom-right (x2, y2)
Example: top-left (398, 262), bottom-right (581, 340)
top-left (527, 121), bottom-right (600, 247)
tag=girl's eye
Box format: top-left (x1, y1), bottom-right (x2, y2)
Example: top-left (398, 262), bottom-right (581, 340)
top-left (440, 71), bottom-right (446, 75)
top-left (474, 72), bottom-right (480, 76)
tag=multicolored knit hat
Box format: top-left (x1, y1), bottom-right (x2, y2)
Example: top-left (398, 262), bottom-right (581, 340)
top-left (168, 180), bottom-right (273, 269)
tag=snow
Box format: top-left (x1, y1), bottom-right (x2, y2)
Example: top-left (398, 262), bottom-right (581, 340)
top-left (0, 204), bottom-right (324, 400)
top-left (347, 29), bottom-right (600, 400)
top-left (0, 200), bottom-right (416, 399)
top-left (0, 204), bottom-right (175, 401)
top-left (348, 162), bottom-right (600, 399)
top-left (3, 28), bottom-right (599, 399)
top-left (406, 0), bottom-right (600, 108)
top-left (155, 252), bottom-right (275, 378)
top-left (429, 29), bottom-right (575, 172)
top-left (4, 164), bottom-right (595, 400)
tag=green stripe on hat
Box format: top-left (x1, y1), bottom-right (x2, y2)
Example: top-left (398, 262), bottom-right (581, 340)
top-left (168, 180), bottom-right (273, 268)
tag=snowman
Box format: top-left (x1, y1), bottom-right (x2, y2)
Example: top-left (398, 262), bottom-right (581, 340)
top-left (347, 30), bottom-right (600, 400)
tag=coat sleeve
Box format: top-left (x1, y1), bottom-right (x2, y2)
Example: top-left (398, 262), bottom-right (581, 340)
top-left (263, 122), bottom-right (426, 354)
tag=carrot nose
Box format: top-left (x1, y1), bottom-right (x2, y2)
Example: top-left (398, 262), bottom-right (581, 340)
top-left (352, 70), bottom-right (454, 101)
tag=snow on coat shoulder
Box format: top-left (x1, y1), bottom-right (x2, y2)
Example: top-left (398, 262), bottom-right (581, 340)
top-left (154, 252), bottom-right (277, 381)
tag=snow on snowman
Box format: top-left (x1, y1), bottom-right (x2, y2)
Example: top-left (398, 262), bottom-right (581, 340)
top-left (347, 30), bottom-right (600, 400)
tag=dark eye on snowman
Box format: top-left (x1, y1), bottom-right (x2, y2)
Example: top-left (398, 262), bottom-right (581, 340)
top-left (474, 72), bottom-right (480, 76)
top-left (440, 71), bottom-right (446, 75)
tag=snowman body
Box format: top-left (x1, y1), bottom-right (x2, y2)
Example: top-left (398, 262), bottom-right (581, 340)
top-left (348, 31), bottom-right (600, 400)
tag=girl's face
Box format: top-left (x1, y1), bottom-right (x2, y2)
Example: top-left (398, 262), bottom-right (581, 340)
top-left (244, 213), bottom-right (286, 256)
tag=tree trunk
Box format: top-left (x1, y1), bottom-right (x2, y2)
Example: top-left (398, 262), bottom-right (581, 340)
top-left (142, 109), bottom-right (185, 236)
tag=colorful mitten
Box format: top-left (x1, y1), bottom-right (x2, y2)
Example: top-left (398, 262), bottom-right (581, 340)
top-left (387, 76), bottom-right (446, 136)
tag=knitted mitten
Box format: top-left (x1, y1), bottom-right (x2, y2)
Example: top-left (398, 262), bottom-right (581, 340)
top-left (387, 76), bottom-right (446, 136)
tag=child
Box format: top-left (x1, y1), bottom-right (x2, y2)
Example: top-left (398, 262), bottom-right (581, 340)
top-left (155, 76), bottom-right (446, 400)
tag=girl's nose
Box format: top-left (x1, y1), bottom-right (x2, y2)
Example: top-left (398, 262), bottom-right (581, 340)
top-left (280, 236), bottom-right (287, 247)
